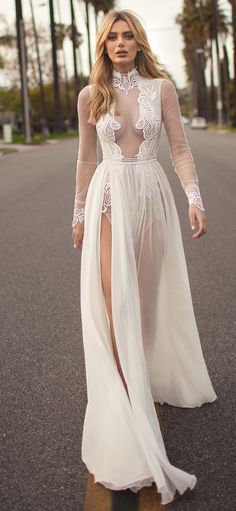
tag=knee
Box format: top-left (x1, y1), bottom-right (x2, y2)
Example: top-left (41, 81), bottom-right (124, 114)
top-left (104, 291), bottom-right (112, 317)
top-left (102, 281), bottom-right (112, 316)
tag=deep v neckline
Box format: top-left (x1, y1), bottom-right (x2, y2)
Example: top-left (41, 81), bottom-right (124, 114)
top-left (107, 75), bottom-right (160, 161)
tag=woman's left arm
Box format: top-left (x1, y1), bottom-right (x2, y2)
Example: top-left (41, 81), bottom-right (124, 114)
top-left (161, 78), bottom-right (206, 239)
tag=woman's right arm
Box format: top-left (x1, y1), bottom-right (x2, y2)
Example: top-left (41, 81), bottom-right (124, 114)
top-left (72, 86), bottom-right (98, 249)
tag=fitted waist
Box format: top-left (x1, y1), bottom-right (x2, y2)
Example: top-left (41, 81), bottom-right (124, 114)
top-left (102, 157), bottom-right (158, 165)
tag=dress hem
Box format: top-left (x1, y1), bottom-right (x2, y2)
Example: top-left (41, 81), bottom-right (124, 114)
top-left (87, 468), bottom-right (197, 505)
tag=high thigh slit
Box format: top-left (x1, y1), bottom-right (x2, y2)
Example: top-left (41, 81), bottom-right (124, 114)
top-left (100, 212), bottom-right (130, 401)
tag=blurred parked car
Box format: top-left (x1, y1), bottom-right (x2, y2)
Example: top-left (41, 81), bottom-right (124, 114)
top-left (190, 117), bottom-right (207, 129)
top-left (181, 116), bottom-right (190, 125)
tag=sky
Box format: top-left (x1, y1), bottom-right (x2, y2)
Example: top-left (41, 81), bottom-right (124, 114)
top-left (0, 0), bottom-right (233, 88)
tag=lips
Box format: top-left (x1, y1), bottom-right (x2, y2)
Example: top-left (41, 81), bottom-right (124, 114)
top-left (116, 51), bottom-right (128, 55)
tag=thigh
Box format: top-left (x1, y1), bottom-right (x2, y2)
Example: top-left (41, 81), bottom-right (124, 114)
top-left (100, 213), bottom-right (112, 311)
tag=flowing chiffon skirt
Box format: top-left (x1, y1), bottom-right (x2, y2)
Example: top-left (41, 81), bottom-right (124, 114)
top-left (80, 157), bottom-right (217, 505)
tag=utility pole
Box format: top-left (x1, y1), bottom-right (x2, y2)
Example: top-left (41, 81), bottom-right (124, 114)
top-left (15, 0), bottom-right (32, 142)
top-left (211, 0), bottom-right (223, 126)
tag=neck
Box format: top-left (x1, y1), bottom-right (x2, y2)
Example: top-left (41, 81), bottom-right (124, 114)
top-left (112, 63), bottom-right (136, 75)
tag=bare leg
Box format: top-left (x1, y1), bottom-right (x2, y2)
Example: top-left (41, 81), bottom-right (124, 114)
top-left (100, 213), bottom-right (130, 401)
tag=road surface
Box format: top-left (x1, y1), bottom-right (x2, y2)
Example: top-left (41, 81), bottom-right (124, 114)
top-left (0, 127), bottom-right (235, 510)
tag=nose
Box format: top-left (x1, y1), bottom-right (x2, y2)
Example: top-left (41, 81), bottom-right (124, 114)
top-left (117, 37), bottom-right (125, 47)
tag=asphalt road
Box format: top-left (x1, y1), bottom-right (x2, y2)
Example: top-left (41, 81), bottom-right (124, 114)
top-left (0, 127), bottom-right (235, 511)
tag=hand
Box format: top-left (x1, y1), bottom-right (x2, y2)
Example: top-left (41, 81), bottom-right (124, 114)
top-left (72, 222), bottom-right (84, 250)
top-left (189, 204), bottom-right (207, 239)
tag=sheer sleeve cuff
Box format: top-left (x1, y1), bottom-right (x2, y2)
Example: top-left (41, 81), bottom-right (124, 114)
top-left (184, 182), bottom-right (205, 211)
top-left (72, 207), bottom-right (85, 228)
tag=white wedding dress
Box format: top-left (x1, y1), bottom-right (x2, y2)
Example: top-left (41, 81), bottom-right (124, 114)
top-left (72, 67), bottom-right (217, 505)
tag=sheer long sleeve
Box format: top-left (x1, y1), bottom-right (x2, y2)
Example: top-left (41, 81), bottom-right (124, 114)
top-left (161, 79), bottom-right (205, 211)
top-left (72, 85), bottom-right (98, 228)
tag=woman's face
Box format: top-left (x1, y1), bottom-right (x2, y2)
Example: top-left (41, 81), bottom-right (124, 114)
top-left (105, 19), bottom-right (139, 70)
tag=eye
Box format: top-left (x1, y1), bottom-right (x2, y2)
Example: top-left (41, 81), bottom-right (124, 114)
top-left (107, 34), bottom-right (116, 40)
top-left (125, 33), bottom-right (134, 39)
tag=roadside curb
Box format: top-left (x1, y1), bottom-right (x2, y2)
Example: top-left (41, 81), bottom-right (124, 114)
top-left (0, 138), bottom-right (62, 157)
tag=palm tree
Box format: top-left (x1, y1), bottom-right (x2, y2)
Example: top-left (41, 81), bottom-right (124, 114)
top-left (91, 0), bottom-right (115, 32)
top-left (80, 0), bottom-right (115, 72)
top-left (176, 0), bottom-right (228, 122)
top-left (176, 1), bottom-right (209, 118)
top-left (200, 1), bottom-right (228, 122)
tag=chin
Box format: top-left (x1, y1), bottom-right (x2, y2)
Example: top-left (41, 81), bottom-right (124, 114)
top-left (115, 56), bottom-right (129, 61)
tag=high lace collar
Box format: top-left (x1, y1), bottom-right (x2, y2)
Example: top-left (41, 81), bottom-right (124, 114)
top-left (112, 66), bottom-right (139, 95)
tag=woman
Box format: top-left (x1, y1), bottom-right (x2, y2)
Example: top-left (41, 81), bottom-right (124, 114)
top-left (71, 9), bottom-right (217, 506)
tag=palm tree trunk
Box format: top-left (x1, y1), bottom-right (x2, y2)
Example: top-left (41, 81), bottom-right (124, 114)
top-left (15, 0), bottom-right (32, 141)
top-left (230, 0), bottom-right (236, 122)
top-left (29, 0), bottom-right (49, 135)
top-left (197, 52), bottom-right (208, 118)
top-left (221, 39), bottom-right (230, 124)
top-left (56, 0), bottom-right (73, 130)
top-left (70, 0), bottom-right (80, 100)
top-left (49, 0), bottom-right (63, 131)
top-left (85, 2), bottom-right (92, 72)
top-left (211, 0), bottom-right (223, 125)
top-left (210, 37), bottom-right (217, 122)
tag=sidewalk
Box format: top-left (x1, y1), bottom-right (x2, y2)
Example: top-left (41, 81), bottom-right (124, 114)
top-left (0, 139), bottom-right (59, 157)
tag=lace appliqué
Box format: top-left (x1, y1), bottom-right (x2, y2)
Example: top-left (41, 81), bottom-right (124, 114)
top-left (72, 208), bottom-right (85, 227)
top-left (101, 116), bottom-right (122, 159)
top-left (112, 67), bottom-right (139, 95)
top-left (135, 81), bottom-right (161, 160)
top-left (103, 117), bottom-right (121, 142)
top-left (102, 182), bottom-right (111, 213)
top-left (186, 190), bottom-right (205, 211)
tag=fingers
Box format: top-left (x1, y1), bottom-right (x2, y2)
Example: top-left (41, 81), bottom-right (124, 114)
top-left (189, 207), bottom-right (196, 232)
top-left (189, 206), bottom-right (207, 239)
top-left (72, 227), bottom-right (83, 250)
top-left (73, 236), bottom-right (83, 250)
top-left (73, 239), bottom-right (83, 250)
top-left (193, 225), bottom-right (206, 239)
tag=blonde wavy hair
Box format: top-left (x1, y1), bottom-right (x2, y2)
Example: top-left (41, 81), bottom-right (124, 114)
top-left (88, 9), bottom-right (169, 124)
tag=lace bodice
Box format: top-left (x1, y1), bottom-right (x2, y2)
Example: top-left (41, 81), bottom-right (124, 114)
top-left (72, 67), bottom-right (204, 227)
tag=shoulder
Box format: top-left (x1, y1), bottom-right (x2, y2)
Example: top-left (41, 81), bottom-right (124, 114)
top-left (142, 76), bottom-right (177, 95)
top-left (156, 79), bottom-right (179, 108)
top-left (77, 85), bottom-right (93, 114)
top-left (159, 78), bottom-right (178, 96)
top-left (78, 84), bottom-right (92, 103)
top-left (149, 77), bottom-right (177, 92)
